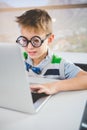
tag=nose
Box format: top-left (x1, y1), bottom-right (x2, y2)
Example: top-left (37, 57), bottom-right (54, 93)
top-left (27, 42), bottom-right (34, 49)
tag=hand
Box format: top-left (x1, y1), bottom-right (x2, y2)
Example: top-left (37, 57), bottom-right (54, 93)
top-left (30, 82), bottom-right (59, 95)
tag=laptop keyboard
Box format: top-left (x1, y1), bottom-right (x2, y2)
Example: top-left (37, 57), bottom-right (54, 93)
top-left (31, 92), bottom-right (48, 103)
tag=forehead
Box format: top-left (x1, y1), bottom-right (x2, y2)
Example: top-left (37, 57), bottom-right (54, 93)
top-left (20, 26), bottom-right (46, 36)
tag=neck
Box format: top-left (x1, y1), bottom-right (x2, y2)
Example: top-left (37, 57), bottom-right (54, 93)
top-left (32, 52), bottom-right (48, 66)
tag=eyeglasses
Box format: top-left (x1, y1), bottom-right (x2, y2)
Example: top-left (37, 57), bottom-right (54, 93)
top-left (16, 33), bottom-right (51, 48)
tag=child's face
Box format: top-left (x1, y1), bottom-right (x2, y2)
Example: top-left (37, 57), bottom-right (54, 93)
top-left (20, 26), bottom-right (53, 65)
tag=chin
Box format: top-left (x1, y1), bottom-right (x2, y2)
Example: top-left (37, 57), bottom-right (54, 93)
top-left (29, 55), bottom-right (37, 59)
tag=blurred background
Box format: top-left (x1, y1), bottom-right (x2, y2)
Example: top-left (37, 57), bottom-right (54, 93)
top-left (0, 0), bottom-right (87, 52)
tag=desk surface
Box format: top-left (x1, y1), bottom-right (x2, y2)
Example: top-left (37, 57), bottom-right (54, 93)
top-left (0, 90), bottom-right (87, 130)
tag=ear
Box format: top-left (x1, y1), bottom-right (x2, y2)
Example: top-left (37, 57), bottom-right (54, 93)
top-left (48, 34), bottom-right (54, 44)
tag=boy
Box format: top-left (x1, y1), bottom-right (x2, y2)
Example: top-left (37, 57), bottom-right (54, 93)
top-left (16, 9), bottom-right (87, 95)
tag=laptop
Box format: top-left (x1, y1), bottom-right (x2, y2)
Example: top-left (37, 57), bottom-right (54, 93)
top-left (0, 42), bottom-right (53, 114)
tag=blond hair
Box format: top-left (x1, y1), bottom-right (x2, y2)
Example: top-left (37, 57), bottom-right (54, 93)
top-left (16, 9), bottom-right (52, 34)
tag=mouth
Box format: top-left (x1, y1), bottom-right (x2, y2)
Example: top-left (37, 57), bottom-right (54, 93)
top-left (28, 51), bottom-right (37, 56)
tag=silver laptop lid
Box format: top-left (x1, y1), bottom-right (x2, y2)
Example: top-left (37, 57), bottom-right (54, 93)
top-left (0, 43), bottom-right (35, 113)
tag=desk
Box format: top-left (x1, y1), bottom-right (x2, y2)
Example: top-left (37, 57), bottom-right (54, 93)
top-left (0, 90), bottom-right (87, 130)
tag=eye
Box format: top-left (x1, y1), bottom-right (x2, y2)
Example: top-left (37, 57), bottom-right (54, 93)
top-left (19, 37), bottom-right (28, 46)
top-left (32, 37), bottom-right (41, 46)
top-left (22, 38), bottom-right (27, 43)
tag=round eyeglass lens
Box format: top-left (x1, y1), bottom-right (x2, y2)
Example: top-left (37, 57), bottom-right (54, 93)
top-left (18, 37), bottom-right (27, 47)
top-left (31, 36), bottom-right (42, 47)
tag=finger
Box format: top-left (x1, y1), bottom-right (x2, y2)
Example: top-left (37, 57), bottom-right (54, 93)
top-left (30, 85), bottom-right (39, 89)
top-left (37, 89), bottom-right (45, 94)
top-left (31, 84), bottom-right (44, 90)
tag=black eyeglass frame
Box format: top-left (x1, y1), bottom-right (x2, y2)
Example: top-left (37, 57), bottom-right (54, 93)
top-left (16, 33), bottom-right (51, 48)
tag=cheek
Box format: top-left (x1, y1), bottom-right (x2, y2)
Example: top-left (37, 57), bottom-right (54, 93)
top-left (35, 47), bottom-right (45, 57)
top-left (41, 43), bottom-right (48, 51)
top-left (23, 47), bottom-right (28, 52)
top-left (39, 45), bottom-right (46, 53)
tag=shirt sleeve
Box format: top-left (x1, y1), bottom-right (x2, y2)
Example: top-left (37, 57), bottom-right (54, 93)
top-left (64, 60), bottom-right (81, 79)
